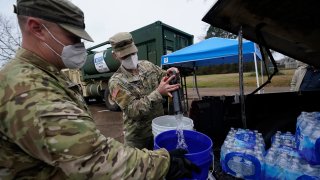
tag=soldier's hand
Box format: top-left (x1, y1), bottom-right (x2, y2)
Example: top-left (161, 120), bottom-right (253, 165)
top-left (166, 148), bottom-right (201, 180)
top-left (157, 76), bottom-right (180, 97)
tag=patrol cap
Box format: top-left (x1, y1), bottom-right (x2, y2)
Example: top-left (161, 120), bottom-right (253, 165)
top-left (14, 0), bottom-right (94, 42)
top-left (109, 32), bottom-right (138, 58)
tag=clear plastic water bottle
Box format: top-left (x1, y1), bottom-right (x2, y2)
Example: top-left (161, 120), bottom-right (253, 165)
top-left (277, 153), bottom-right (289, 168)
top-left (286, 158), bottom-right (303, 179)
top-left (311, 126), bottom-right (320, 140)
top-left (264, 151), bottom-right (275, 165)
top-left (271, 131), bottom-right (296, 149)
top-left (297, 112), bottom-right (314, 132)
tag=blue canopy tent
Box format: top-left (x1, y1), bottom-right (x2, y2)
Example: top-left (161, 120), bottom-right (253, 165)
top-left (162, 37), bottom-right (261, 68)
top-left (161, 37), bottom-right (263, 104)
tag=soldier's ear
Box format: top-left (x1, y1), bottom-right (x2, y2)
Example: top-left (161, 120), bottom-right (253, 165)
top-left (27, 17), bottom-right (46, 41)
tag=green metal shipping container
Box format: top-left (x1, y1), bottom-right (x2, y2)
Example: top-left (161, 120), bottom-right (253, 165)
top-left (131, 21), bottom-right (194, 68)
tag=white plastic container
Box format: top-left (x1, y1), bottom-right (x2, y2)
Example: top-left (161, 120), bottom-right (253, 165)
top-left (152, 115), bottom-right (194, 138)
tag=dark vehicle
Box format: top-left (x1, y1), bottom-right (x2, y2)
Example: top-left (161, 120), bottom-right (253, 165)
top-left (189, 0), bottom-right (320, 178)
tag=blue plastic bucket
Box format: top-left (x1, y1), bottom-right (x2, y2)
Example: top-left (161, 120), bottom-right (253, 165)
top-left (154, 129), bottom-right (213, 180)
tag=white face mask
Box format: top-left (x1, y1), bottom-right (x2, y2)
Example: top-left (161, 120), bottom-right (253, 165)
top-left (42, 24), bottom-right (87, 69)
top-left (122, 54), bottom-right (138, 70)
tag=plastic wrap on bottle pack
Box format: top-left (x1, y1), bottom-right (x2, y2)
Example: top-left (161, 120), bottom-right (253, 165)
top-left (263, 130), bottom-right (320, 179)
top-left (220, 128), bottom-right (265, 180)
top-left (296, 111), bottom-right (320, 165)
top-left (271, 131), bottom-right (296, 148)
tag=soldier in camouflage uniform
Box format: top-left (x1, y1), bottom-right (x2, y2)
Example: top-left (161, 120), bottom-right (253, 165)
top-left (0, 0), bottom-right (198, 179)
top-left (108, 32), bottom-right (180, 150)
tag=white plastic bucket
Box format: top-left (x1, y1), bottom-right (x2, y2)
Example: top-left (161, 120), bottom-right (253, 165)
top-left (152, 115), bottom-right (194, 138)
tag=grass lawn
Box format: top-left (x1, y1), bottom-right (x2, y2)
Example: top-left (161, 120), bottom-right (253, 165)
top-left (185, 69), bottom-right (295, 88)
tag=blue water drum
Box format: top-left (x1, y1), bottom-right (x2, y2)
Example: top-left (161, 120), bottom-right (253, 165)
top-left (154, 129), bottom-right (213, 180)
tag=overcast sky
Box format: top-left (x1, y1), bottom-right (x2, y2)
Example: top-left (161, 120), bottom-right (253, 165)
top-left (1, 0), bottom-right (217, 49)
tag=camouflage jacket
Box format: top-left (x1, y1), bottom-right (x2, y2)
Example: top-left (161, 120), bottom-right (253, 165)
top-left (0, 48), bottom-right (169, 180)
top-left (108, 61), bottom-right (167, 148)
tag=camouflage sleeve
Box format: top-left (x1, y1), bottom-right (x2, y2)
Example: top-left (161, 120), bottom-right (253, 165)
top-left (2, 87), bottom-right (170, 179)
top-left (147, 61), bottom-right (167, 82)
top-left (109, 78), bottom-right (163, 120)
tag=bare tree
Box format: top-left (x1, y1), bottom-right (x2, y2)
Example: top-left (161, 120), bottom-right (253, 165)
top-left (205, 26), bottom-right (237, 39)
top-left (0, 14), bottom-right (21, 67)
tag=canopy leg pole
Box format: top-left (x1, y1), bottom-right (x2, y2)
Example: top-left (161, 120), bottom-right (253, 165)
top-left (238, 26), bottom-right (247, 129)
top-left (260, 57), bottom-right (264, 93)
top-left (192, 69), bottom-right (196, 93)
top-left (193, 66), bottom-right (201, 99)
top-left (182, 75), bottom-right (189, 113)
top-left (254, 53), bottom-right (261, 94)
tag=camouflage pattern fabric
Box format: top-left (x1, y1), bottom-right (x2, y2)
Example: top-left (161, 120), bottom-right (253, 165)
top-left (0, 48), bottom-right (170, 179)
top-left (108, 61), bottom-right (167, 149)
